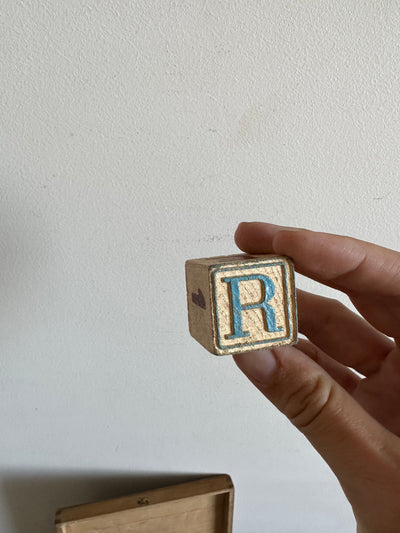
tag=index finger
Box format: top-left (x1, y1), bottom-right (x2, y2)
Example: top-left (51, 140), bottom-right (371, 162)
top-left (234, 222), bottom-right (400, 336)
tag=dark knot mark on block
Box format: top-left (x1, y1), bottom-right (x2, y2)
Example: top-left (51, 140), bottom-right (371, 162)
top-left (192, 288), bottom-right (206, 309)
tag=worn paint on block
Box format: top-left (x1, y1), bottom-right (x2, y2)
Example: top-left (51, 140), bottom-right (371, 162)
top-left (186, 254), bottom-right (297, 355)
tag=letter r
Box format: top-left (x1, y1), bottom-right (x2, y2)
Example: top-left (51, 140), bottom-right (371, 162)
top-left (223, 274), bottom-right (283, 340)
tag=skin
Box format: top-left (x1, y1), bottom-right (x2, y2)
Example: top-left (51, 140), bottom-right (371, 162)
top-left (233, 222), bottom-right (400, 533)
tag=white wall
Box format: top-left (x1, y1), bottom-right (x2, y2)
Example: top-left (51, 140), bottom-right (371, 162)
top-left (1, 2), bottom-right (399, 532)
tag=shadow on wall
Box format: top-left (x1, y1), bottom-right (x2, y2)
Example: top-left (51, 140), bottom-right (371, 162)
top-left (1, 469), bottom-right (209, 533)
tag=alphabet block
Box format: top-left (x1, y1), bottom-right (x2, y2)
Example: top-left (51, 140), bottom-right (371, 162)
top-left (185, 254), bottom-right (297, 355)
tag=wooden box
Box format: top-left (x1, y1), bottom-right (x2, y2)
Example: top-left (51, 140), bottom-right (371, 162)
top-left (186, 253), bottom-right (297, 355)
top-left (55, 474), bottom-right (234, 533)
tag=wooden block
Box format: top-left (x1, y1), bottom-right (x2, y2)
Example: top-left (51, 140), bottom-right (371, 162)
top-left (55, 474), bottom-right (234, 533)
top-left (185, 254), bottom-right (297, 355)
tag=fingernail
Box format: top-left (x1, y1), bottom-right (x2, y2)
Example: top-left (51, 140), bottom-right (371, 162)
top-left (235, 221), bottom-right (260, 230)
top-left (237, 222), bottom-right (302, 233)
top-left (234, 349), bottom-right (278, 384)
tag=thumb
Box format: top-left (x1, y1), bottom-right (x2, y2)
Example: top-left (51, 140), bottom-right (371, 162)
top-left (233, 346), bottom-right (397, 492)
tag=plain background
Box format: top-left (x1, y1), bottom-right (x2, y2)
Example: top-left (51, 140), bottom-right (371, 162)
top-left (1, 1), bottom-right (399, 532)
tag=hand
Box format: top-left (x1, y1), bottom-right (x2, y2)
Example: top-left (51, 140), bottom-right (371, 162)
top-left (233, 222), bottom-right (400, 533)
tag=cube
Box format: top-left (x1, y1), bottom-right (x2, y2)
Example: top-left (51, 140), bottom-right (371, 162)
top-left (185, 254), bottom-right (297, 355)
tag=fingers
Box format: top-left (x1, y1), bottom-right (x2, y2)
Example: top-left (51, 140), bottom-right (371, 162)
top-left (297, 290), bottom-right (394, 376)
top-left (296, 339), bottom-right (361, 392)
top-left (352, 346), bottom-right (400, 436)
top-left (233, 347), bottom-right (400, 532)
top-left (233, 347), bottom-right (399, 494)
top-left (235, 223), bottom-right (296, 255)
top-left (235, 222), bottom-right (400, 295)
top-left (235, 222), bottom-right (400, 337)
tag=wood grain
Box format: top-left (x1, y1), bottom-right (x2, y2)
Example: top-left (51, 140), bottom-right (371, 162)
top-left (55, 474), bottom-right (234, 533)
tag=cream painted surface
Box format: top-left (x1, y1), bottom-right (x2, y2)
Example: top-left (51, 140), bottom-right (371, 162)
top-left (213, 264), bottom-right (290, 347)
top-left (1, 1), bottom-right (399, 532)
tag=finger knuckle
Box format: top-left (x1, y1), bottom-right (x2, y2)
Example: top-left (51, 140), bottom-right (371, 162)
top-left (284, 376), bottom-right (335, 432)
top-left (324, 298), bottom-right (347, 324)
top-left (305, 298), bottom-right (346, 337)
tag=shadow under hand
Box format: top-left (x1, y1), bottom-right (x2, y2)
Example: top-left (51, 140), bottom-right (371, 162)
top-left (2, 469), bottom-right (209, 533)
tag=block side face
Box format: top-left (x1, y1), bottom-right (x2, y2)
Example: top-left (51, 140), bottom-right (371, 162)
top-left (185, 261), bottom-right (214, 353)
top-left (211, 257), bottom-right (297, 355)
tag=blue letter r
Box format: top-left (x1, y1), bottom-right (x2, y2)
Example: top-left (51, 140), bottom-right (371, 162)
top-left (223, 274), bottom-right (283, 340)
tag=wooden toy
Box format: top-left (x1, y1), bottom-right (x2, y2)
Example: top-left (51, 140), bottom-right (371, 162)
top-left (185, 254), bottom-right (297, 355)
top-left (55, 474), bottom-right (234, 533)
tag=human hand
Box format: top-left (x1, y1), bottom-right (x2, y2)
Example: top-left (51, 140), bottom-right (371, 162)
top-left (233, 222), bottom-right (400, 533)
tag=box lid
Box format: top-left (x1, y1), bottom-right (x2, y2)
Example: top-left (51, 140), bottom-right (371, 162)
top-left (55, 474), bottom-right (234, 533)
